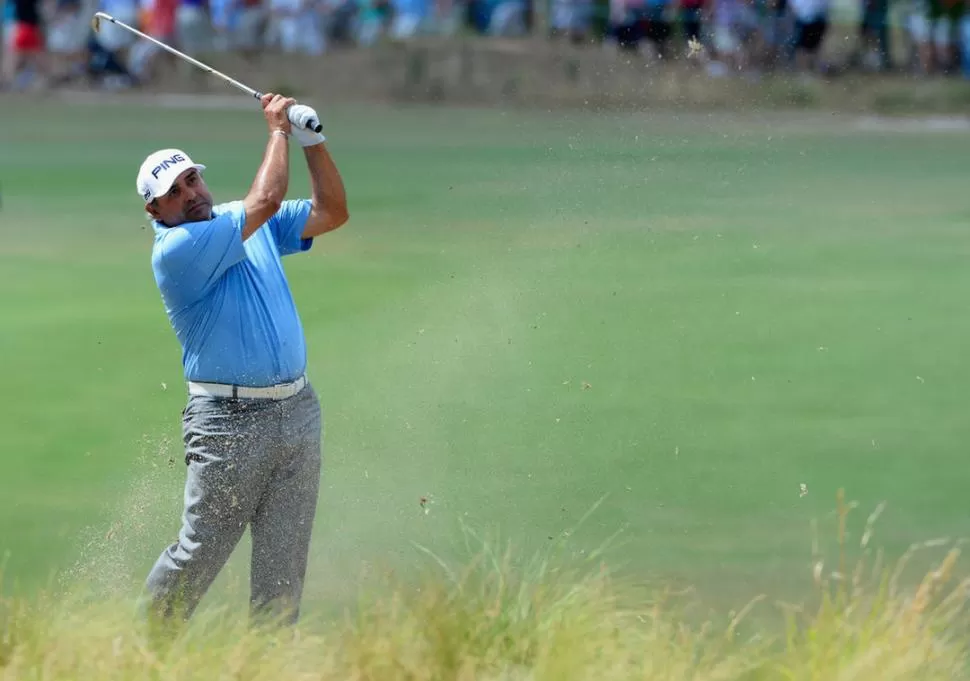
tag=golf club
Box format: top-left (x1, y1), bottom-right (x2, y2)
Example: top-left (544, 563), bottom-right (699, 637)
top-left (90, 11), bottom-right (322, 133)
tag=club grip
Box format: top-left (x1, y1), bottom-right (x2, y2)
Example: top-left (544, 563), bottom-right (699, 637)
top-left (286, 106), bottom-right (322, 133)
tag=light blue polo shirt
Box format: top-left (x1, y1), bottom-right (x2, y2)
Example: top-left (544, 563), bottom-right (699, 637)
top-left (151, 199), bottom-right (314, 387)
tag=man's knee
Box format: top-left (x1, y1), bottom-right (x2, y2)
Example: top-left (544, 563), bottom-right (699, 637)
top-left (143, 524), bottom-right (239, 613)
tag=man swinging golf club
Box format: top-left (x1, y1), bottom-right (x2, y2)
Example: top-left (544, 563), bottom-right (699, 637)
top-left (137, 92), bottom-right (348, 630)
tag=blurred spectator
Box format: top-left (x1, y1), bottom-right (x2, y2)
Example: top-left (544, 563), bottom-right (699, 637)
top-left (608, 0), bottom-right (644, 51)
top-left (928, 0), bottom-right (964, 71)
top-left (46, 0), bottom-right (89, 83)
top-left (176, 0), bottom-right (212, 55)
top-left (606, 0), bottom-right (671, 58)
top-left (3, 0), bottom-right (46, 89)
top-left (389, 0), bottom-right (429, 37)
top-left (268, 0), bottom-right (325, 53)
top-left (961, 0), bottom-right (970, 77)
top-left (760, 0), bottom-right (791, 68)
top-left (209, 0), bottom-right (232, 48)
top-left (84, 0), bottom-right (143, 85)
top-left (641, 0), bottom-right (672, 58)
top-left (678, 0), bottom-right (706, 48)
top-left (711, 0), bottom-right (759, 72)
top-left (488, 0), bottom-right (528, 36)
top-left (87, 29), bottom-right (140, 86)
top-left (96, 0), bottom-right (139, 51)
top-left (786, 0), bottom-right (828, 71)
top-left (758, 0), bottom-right (794, 70)
top-left (128, 0), bottom-right (175, 81)
top-left (2, 0), bottom-right (12, 48)
top-left (857, 0), bottom-right (890, 70)
top-left (432, 0), bottom-right (463, 34)
top-left (464, 0), bottom-right (528, 36)
top-left (3, 0), bottom-right (970, 94)
top-left (234, 0), bottom-right (268, 56)
top-left (347, 0), bottom-right (389, 45)
top-left (905, 0), bottom-right (936, 71)
top-left (551, 0), bottom-right (593, 42)
top-left (749, 0), bottom-right (775, 67)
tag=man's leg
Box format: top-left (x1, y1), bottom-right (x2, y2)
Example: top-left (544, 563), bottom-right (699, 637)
top-left (249, 385), bottom-right (322, 626)
top-left (143, 397), bottom-right (277, 626)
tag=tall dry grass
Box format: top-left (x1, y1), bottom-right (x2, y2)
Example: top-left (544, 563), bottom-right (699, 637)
top-left (1, 490), bottom-right (969, 680)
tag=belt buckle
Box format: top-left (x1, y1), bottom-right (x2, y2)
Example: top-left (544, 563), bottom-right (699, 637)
top-left (285, 376), bottom-right (303, 398)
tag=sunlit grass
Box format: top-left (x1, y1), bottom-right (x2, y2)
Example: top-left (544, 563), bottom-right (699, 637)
top-left (2, 490), bottom-right (968, 680)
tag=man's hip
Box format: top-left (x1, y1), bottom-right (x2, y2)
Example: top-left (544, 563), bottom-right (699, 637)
top-left (181, 377), bottom-right (320, 466)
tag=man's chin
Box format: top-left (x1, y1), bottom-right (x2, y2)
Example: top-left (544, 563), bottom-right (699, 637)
top-left (187, 205), bottom-right (212, 221)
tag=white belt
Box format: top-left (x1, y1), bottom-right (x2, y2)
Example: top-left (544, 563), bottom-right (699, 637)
top-left (187, 374), bottom-right (307, 400)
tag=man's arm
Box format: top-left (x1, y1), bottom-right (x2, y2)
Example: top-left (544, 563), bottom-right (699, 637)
top-left (241, 93), bottom-right (296, 240)
top-left (300, 142), bottom-right (349, 239)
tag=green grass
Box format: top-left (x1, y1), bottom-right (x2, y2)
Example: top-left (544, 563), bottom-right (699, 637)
top-left (1, 97), bottom-right (969, 626)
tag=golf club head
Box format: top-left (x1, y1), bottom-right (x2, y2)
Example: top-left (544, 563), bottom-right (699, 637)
top-left (90, 13), bottom-right (101, 32)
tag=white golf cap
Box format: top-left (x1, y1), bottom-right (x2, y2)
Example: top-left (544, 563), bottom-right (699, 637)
top-left (136, 148), bottom-right (206, 203)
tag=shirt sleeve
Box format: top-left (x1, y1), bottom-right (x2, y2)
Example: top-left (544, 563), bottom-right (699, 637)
top-left (267, 199), bottom-right (314, 256)
top-left (153, 202), bottom-right (248, 306)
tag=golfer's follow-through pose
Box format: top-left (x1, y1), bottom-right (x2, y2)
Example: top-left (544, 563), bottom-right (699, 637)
top-left (136, 93), bottom-right (349, 627)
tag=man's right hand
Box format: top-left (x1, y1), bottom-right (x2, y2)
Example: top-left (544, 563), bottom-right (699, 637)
top-left (261, 93), bottom-right (296, 136)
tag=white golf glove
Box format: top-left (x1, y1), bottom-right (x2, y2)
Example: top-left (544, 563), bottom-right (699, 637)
top-left (287, 104), bottom-right (326, 148)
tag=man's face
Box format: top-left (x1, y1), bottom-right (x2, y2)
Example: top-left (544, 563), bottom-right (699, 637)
top-left (147, 168), bottom-right (214, 227)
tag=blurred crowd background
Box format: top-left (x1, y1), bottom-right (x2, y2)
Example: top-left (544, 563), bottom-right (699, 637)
top-left (3, 0), bottom-right (970, 91)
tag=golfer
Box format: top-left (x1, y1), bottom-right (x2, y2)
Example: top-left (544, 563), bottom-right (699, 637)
top-left (135, 93), bottom-right (348, 629)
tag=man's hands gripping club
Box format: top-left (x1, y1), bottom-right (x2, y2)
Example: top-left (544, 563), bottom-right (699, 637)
top-left (260, 93), bottom-right (326, 148)
top-left (245, 93), bottom-right (348, 241)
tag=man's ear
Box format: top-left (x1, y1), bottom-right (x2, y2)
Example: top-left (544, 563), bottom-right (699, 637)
top-left (145, 200), bottom-right (161, 220)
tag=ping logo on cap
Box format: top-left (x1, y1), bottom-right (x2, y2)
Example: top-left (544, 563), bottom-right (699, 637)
top-left (150, 153), bottom-right (187, 179)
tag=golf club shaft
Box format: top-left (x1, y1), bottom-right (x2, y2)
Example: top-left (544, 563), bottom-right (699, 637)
top-left (93, 12), bottom-right (261, 99)
top-left (91, 12), bottom-right (324, 133)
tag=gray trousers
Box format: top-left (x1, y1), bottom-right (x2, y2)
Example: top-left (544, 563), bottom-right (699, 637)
top-left (143, 382), bottom-right (322, 626)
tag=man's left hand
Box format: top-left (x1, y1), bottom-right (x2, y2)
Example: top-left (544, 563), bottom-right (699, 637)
top-left (288, 105), bottom-right (327, 148)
